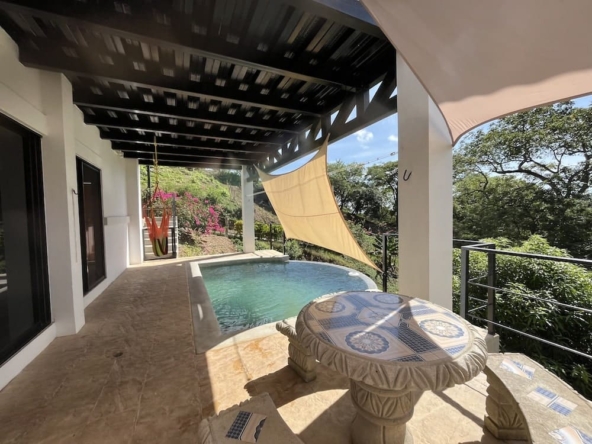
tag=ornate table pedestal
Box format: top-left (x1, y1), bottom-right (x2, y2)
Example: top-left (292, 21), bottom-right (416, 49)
top-left (350, 380), bottom-right (418, 444)
top-left (296, 291), bottom-right (488, 444)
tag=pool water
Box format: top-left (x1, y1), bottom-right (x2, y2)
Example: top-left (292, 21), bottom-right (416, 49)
top-left (201, 261), bottom-right (375, 333)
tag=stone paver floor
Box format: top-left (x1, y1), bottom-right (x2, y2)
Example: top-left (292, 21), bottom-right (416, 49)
top-left (0, 258), bottom-right (512, 443)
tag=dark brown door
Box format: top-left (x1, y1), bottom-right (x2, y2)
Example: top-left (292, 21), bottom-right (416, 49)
top-left (76, 158), bottom-right (106, 294)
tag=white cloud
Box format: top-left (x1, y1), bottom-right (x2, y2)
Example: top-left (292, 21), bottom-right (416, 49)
top-left (388, 135), bottom-right (398, 142)
top-left (355, 129), bottom-right (374, 145)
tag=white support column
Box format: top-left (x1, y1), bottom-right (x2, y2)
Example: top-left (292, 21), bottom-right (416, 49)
top-left (125, 159), bottom-right (143, 265)
top-left (396, 53), bottom-right (454, 309)
top-left (241, 166), bottom-right (256, 253)
top-left (40, 72), bottom-right (85, 335)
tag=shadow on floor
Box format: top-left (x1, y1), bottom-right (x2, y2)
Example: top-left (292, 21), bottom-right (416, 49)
top-left (435, 390), bottom-right (484, 427)
top-left (244, 364), bottom-right (350, 409)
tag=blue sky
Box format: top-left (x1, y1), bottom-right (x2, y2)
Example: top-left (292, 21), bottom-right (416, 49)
top-left (273, 94), bottom-right (592, 175)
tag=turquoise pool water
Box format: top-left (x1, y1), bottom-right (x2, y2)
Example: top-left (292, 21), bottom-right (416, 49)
top-left (201, 260), bottom-right (375, 333)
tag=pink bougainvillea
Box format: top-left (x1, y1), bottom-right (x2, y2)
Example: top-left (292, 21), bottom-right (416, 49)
top-left (152, 191), bottom-right (224, 235)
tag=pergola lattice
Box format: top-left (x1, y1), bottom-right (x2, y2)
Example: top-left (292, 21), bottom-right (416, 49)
top-left (0, 0), bottom-right (397, 171)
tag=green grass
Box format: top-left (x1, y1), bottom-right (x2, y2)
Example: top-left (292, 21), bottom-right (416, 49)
top-left (179, 243), bottom-right (202, 258)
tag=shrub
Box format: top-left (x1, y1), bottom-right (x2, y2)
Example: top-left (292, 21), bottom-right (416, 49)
top-left (164, 191), bottom-right (224, 235)
top-left (234, 220), bottom-right (243, 235)
top-left (255, 222), bottom-right (270, 239)
top-left (285, 240), bottom-right (303, 259)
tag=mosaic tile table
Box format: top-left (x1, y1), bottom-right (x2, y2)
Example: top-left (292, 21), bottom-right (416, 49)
top-left (296, 291), bottom-right (488, 444)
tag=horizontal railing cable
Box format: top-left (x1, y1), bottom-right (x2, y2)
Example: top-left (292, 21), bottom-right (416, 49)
top-left (462, 246), bottom-right (592, 267)
top-left (467, 281), bottom-right (592, 314)
top-left (467, 314), bottom-right (592, 360)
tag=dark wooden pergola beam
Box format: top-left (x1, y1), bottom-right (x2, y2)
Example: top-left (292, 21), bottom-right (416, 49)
top-left (85, 116), bottom-right (289, 145)
top-left (106, 134), bottom-right (272, 154)
top-left (138, 159), bottom-right (240, 170)
top-left (0, 0), bottom-right (370, 91)
top-left (74, 91), bottom-right (304, 135)
top-left (280, 0), bottom-right (384, 38)
top-left (127, 152), bottom-right (247, 166)
top-left (113, 144), bottom-right (265, 161)
top-left (19, 46), bottom-right (324, 117)
top-left (261, 86), bottom-right (398, 171)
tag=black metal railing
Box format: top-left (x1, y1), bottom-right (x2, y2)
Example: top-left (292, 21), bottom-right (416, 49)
top-left (458, 242), bottom-right (592, 361)
top-left (376, 233), bottom-right (398, 292)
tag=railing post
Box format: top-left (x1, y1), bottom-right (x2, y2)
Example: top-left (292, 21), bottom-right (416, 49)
top-left (460, 247), bottom-right (470, 319)
top-left (172, 194), bottom-right (178, 258)
top-left (382, 234), bottom-right (388, 292)
top-left (487, 248), bottom-right (497, 335)
top-left (283, 232), bottom-right (286, 255)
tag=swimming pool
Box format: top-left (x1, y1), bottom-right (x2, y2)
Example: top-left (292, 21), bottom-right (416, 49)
top-left (201, 260), bottom-right (376, 333)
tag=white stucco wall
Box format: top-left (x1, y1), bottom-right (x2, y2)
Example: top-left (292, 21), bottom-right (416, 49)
top-left (0, 28), bottom-right (131, 390)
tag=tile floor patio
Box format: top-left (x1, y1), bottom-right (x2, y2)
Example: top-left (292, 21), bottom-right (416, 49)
top-left (0, 259), bottom-right (514, 443)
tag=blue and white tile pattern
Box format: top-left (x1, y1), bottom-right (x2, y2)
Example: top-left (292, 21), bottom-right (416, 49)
top-left (304, 291), bottom-right (471, 362)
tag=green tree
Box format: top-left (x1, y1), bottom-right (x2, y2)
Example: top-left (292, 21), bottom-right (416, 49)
top-left (454, 174), bottom-right (546, 242)
top-left (328, 161), bottom-right (366, 211)
top-left (455, 101), bottom-right (592, 257)
top-left (366, 161), bottom-right (399, 225)
top-left (215, 170), bottom-right (241, 186)
top-left (456, 101), bottom-right (592, 199)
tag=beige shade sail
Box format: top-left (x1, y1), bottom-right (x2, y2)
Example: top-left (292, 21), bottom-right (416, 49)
top-left (256, 141), bottom-right (380, 271)
top-left (361, 0), bottom-right (592, 143)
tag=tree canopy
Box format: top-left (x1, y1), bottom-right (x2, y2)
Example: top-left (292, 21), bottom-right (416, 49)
top-left (327, 160), bottom-right (398, 230)
top-left (454, 101), bottom-right (592, 258)
top-left (456, 101), bottom-right (592, 199)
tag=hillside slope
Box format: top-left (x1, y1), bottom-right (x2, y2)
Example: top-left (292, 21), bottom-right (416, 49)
top-left (140, 166), bottom-right (277, 222)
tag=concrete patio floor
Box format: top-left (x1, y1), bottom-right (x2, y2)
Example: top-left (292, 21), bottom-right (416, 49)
top-left (0, 259), bottom-right (513, 443)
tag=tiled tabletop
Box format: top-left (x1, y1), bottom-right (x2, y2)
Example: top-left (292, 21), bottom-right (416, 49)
top-left (302, 292), bottom-right (472, 363)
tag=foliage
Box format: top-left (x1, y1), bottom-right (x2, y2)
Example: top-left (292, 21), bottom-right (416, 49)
top-left (284, 240), bottom-right (303, 260)
top-left (455, 101), bottom-right (592, 258)
top-left (140, 166), bottom-right (239, 213)
top-left (456, 101), bottom-right (592, 199)
top-left (366, 161), bottom-right (399, 219)
top-left (214, 170), bottom-right (241, 187)
top-left (160, 191), bottom-right (224, 236)
top-left (328, 161), bottom-right (365, 211)
top-left (234, 220), bottom-right (243, 235)
top-left (454, 175), bottom-right (547, 242)
top-left (347, 221), bottom-right (378, 259)
top-left (452, 235), bottom-right (592, 397)
top-left (233, 220), bottom-right (284, 241)
top-left (180, 242), bottom-right (202, 258)
top-left (255, 222), bottom-right (283, 241)
top-left (327, 161), bottom-right (398, 227)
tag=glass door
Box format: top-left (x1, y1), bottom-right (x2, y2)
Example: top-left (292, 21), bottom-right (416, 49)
top-left (76, 158), bottom-right (106, 294)
top-left (0, 113), bottom-right (50, 366)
